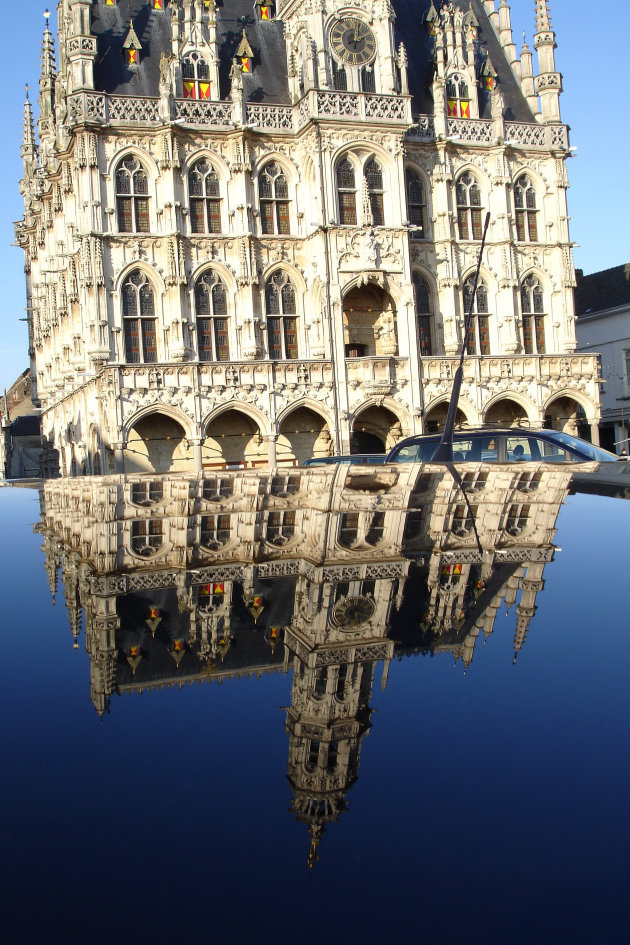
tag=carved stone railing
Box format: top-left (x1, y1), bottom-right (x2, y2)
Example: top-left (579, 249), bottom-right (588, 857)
top-left (301, 90), bottom-right (412, 126)
top-left (271, 359), bottom-right (334, 389)
top-left (505, 121), bottom-right (569, 150)
top-left (173, 99), bottom-right (234, 126)
top-left (446, 118), bottom-right (495, 143)
top-left (67, 90), bottom-right (412, 131)
top-left (408, 114), bottom-right (436, 140)
top-left (246, 103), bottom-right (294, 132)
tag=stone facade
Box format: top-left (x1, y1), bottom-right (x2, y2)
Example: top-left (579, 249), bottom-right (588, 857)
top-left (16, 1), bottom-right (601, 475)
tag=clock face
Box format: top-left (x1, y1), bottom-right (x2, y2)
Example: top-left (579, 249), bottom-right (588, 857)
top-left (333, 596), bottom-right (375, 628)
top-left (330, 17), bottom-right (376, 67)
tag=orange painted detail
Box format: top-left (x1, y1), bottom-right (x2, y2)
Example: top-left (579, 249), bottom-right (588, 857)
top-left (460, 100), bottom-right (470, 118)
top-left (199, 82), bottom-right (211, 100)
top-left (130, 646), bottom-right (139, 657)
top-left (447, 100), bottom-right (458, 118)
top-left (213, 582), bottom-right (224, 594)
top-left (153, 0), bottom-right (164, 9)
top-left (453, 564), bottom-right (463, 576)
top-left (183, 81), bottom-right (197, 99)
top-left (241, 57), bottom-right (251, 73)
top-left (199, 583), bottom-right (212, 596)
top-left (126, 49), bottom-right (138, 65)
top-left (174, 640), bottom-right (183, 652)
top-left (252, 595), bottom-right (262, 607)
top-left (148, 607), bottom-right (159, 619)
top-left (260, 6), bottom-right (270, 19)
top-left (270, 627), bottom-right (280, 639)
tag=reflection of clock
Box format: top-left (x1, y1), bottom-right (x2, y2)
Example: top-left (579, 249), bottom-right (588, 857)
top-left (333, 596), bottom-right (375, 628)
top-left (330, 18), bottom-right (377, 66)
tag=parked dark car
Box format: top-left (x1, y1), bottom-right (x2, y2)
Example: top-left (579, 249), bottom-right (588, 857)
top-left (385, 428), bottom-right (624, 464)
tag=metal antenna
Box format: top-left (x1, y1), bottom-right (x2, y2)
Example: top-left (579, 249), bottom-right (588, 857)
top-left (431, 211), bottom-right (491, 462)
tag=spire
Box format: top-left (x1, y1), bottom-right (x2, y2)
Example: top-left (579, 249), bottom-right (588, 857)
top-left (535, 0), bottom-right (552, 33)
top-left (21, 86), bottom-right (38, 179)
top-left (41, 9), bottom-right (56, 80)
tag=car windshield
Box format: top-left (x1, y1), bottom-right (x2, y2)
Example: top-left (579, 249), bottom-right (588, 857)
top-left (545, 431), bottom-right (620, 462)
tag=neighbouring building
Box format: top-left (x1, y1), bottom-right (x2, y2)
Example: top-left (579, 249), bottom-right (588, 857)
top-left (15, 0), bottom-right (601, 476)
top-left (1, 369), bottom-right (43, 478)
top-left (575, 264), bottom-right (630, 454)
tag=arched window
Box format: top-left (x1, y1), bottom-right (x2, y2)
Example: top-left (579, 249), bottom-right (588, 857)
top-left (265, 271), bottom-right (298, 359)
top-left (200, 514), bottom-right (231, 549)
top-left (520, 274), bottom-right (546, 354)
top-left (122, 269), bottom-right (157, 363)
top-left (189, 159), bottom-right (221, 233)
top-left (463, 275), bottom-right (490, 355)
top-left (365, 159), bottom-right (384, 226)
top-left (413, 273), bottom-right (433, 355)
top-left (361, 65), bottom-right (376, 93)
top-left (116, 155), bottom-right (149, 232)
top-left (195, 271), bottom-right (229, 361)
top-left (259, 162), bottom-right (290, 235)
top-left (514, 175), bottom-right (539, 242)
top-left (332, 60), bottom-right (347, 90)
top-left (182, 53), bottom-right (211, 99)
top-left (446, 74), bottom-right (470, 118)
top-left (456, 172), bottom-right (483, 240)
top-left (131, 519), bottom-right (163, 556)
top-left (337, 158), bottom-right (357, 225)
top-left (406, 170), bottom-right (427, 238)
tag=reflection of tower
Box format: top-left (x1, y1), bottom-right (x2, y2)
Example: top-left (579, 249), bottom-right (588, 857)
top-left (284, 565), bottom-right (400, 866)
top-left (285, 647), bottom-right (383, 869)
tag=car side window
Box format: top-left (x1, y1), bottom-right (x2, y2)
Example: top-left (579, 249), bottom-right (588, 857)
top-left (535, 437), bottom-right (574, 463)
top-left (507, 436), bottom-right (538, 462)
top-left (478, 436), bottom-right (499, 462)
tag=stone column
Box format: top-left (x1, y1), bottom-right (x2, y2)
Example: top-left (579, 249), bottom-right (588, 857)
top-left (265, 434), bottom-right (278, 467)
top-left (192, 438), bottom-right (203, 472)
top-left (590, 423), bottom-right (600, 447)
top-left (113, 443), bottom-right (125, 474)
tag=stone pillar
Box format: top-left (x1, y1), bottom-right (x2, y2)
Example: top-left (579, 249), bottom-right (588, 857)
top-left (265, 434), bottom-right (278, 467)
top-left (113, 443), bottom-right (125, 474)
top-left (590, 423), bottom-right (600, 447)
top-left (192, 438), bottom-right (203, 472)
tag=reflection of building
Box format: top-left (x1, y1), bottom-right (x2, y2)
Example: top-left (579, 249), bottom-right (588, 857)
top-left (575, 265), bottom-right (630, 454)
top-left (17, 1), bottom-right (600, 476)
top-left (37, 461), bottom-right (573, 857)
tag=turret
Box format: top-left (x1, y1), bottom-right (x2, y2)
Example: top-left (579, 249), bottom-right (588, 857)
top-left (534, 0), bottom-right (562, 121)
top-left (65, 0), bottom-right (97, 92)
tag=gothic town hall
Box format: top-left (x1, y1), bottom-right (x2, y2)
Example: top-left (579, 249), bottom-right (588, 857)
top-left (16, 0), bottom-right (601, 475)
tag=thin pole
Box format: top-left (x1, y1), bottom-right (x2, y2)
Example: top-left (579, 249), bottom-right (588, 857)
top-left (431, 212), bottom-right (491, 462)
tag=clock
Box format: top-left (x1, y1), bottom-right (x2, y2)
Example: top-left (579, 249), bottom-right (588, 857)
top-left (333, 596), bottom-right (375, 628)
top-left (330, 17), bottom-right (376, 67)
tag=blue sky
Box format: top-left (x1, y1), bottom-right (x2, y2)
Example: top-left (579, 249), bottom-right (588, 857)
top-left (1, 0), bottom-right (628, 393)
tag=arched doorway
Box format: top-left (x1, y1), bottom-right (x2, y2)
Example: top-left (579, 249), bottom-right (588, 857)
top-left (351, 405), bottom-right (401, 454)
top-left (125, 414), bottom-right (192, 474)
top-left (545, 396), bottom-right (590, 439)
top-left (203, 410), bottom-right (266, 468)
top-left (277, 407), bottom-right (332, 466)
top-left (484, 398), bottom-right (530, 427)
top-left (424, 403), bottom-right (468, 433)
top-left (343, 283), bottom-right (397, 357)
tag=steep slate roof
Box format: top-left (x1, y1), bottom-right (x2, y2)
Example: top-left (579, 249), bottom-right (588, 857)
top-left (574, 264), bottom-right (630, 317)
top-left (92, 0), bottom-right (290, 103)
top-left (90, 0), bottom-right (535, 118)
top-left (393, 0), bottom-right (535, 119)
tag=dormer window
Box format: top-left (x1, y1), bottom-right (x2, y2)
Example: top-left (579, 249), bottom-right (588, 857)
top-left (182, 53), bottom-right (211, 100)
top-left (446, 74), bottom-right (470, 118)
